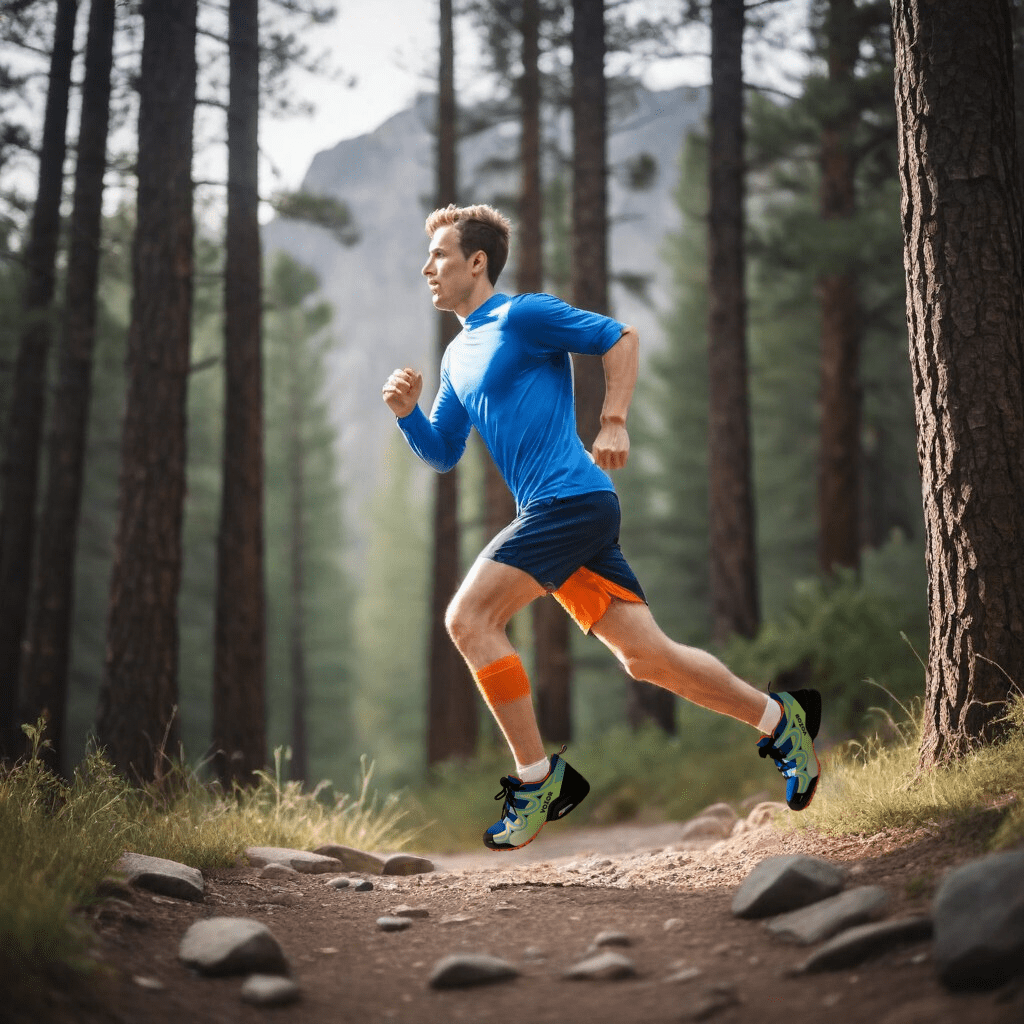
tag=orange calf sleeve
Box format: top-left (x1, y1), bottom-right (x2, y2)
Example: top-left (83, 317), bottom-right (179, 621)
top-left (474, 653), bottom-right (532, 708)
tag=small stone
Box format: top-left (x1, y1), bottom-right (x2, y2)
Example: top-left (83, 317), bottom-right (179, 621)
top-left (132, 975), bottom-right (164, 991)
top-left (429, 953), bottom-right (519, 989)
top-left (664, 918), bottom-right (684, 932)
top-left (353, 880), bottom-right (374, 892)
top-left (665, 966), bottom-right (702, 984)
top-left (792, 916), bottom-right (933, 973)
top-left (439, 913), bottom-right (475, 925)
top-left (744, 801), bottom-right (787, 830)
top-left (259, 863), bottom-right (300, 880)
top-left (178, 918), bottom-right (288, 977)
top-left (240, 974), bottom-right (301, 1007)
top-left (377, 916), bottom-right (413, 932)
top-left (324, 876), bottom-right (350, 889)
top-left (382, 854), bottom-right (435, 876)
top-left (245, 847), bottom-right (342, 875)
top-left (686, 982), bottom-right (741, 1021)
top-left (313, 844), bottom-right (386, 875)
top-left (765, 886), bottom-right (889, 945)
top-left (565, 951), bottom-right (637, 981)
top-left (592, 930), bottom-right (632, 949)
top-left (390, 904), bottom-right (429, 919)
top-left (732, 855), bottom-right (847, 919)
top-left (117, 852), bottom-right (205, 903)
top-left (522, 946), bottom-right (546, 961)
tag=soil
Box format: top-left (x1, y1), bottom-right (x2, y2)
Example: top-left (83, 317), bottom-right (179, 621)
top-left (22, 814), bottom-right (1024, 1024)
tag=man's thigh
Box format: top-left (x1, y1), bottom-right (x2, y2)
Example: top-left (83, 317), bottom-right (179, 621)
top-left (452, 555), bottom-right (547, 628)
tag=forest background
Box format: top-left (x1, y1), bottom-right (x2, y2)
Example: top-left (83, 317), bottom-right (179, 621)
top-left (1, 0), bottom-right (1021, 822)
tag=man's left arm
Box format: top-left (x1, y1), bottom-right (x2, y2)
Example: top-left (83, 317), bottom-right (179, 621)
top-left (591, 325), bottom-right (638, 471)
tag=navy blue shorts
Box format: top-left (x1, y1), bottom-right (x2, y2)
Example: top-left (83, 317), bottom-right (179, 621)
top-left (481, 490), bottom-right (646, 601)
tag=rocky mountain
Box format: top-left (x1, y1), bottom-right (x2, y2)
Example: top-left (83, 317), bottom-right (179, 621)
top-left (262, 84), bottom-right (708, 561)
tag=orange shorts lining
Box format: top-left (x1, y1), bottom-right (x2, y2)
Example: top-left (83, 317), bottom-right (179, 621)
top-left (551, 566), bottom-right (645, 634)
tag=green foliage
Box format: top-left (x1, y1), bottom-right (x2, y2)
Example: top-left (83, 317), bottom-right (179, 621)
top-left (796, 693), bottom-right (1024, 850)
top-left (0, 721), bottom-right (412, 994)
top-left (270, 190), bottom-right (360, 246)
top-left (618, 131), bottom-right (710, 647)
top-left (723, 533), bottom-right (928, 738)
top-left (352, 438), bottom-right (430, 788)
top-left (263, 251), bottom-right (355, 783)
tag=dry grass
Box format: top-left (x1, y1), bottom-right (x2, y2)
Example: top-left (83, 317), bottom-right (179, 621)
top-left (795, 691), bottom-right (1024, 849)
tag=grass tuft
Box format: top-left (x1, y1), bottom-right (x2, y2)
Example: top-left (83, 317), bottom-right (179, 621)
top-left (0, 723), bottom-right (414, 999)
top-left (795, 692), bottom-right (1024, 847)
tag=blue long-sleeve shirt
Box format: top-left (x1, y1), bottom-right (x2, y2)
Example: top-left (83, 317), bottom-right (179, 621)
top-left (398, 292), bottom-right (625, 513)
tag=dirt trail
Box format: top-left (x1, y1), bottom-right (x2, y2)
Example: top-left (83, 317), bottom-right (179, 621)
top-left (35, 820), bottom-right (1024, 1024)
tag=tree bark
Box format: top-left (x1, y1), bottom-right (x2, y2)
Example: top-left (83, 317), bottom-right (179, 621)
top-left (213, 0), bottom-right (267, 786)
top-left (892, 0), bottom-right (1024, 765)
top-left (20, 0), bottom-right (115, 775)
top-left (817, 0), bottom-right (864, 575)
top-left (707, 0), bottom-right (759, 643)
top-left (427, 0), bottom-right (477, 764)
top-left (96, 0), bottom-right (197, 782)
top-left (0, 0), bottom-right (78, 760)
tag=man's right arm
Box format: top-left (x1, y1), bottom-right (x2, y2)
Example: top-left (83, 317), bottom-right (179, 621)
top-left (382, 365), bottom-right (469, 472)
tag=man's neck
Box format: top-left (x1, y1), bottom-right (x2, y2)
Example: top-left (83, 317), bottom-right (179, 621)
top-left (455, 282), bottom-right (497, 322)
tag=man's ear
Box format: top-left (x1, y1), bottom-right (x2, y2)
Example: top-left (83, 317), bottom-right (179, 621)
top-left (472, 249), bottom-right (488, 278)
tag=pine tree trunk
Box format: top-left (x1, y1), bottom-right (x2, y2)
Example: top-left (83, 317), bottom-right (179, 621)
top-left (96, 0), bottom-right (197, 781)
top-left (0, 0), bottom-right (78, 760)
top-left (213, 0), bottom-right (266, 786)
top-left (707, 0), bottom-right (759, 642)
top-left (892, 0), bottom-right (1024, 765)
top-left (427, 0), bottom-right (477, 764)
top-left (20, 0), bottom-right (115, 774)
top-left (817, 0), bottom-right (864, 575)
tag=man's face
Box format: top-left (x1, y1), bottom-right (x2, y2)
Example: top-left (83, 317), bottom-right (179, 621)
top-left (422, 225), bottom-right (478, 313)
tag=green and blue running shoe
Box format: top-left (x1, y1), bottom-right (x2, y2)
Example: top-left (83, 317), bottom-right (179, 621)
top-left (483, 746), bottom-right (590, 851)
top-left (757, 689), bottom-right (822, 811)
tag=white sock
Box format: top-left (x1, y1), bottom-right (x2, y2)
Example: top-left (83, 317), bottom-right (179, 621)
top-left (516, 756), bottom-right (550, 784)
top-left (757, 695), bottom-right (783, 736)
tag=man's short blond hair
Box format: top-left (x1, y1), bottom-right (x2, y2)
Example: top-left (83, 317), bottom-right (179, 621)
top-left (425, 203), bottom-right (511, 285)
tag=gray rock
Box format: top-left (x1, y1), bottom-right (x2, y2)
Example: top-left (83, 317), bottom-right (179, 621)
top-left (245, 846), bottom-right (342, 874)
top-left (428, 953), bottom-right (519, 989)
top-left (117, 852), bottom-right (205, 903)
top-left (697, 802), bottom-right (739, 827)
top-left (240, 974), bottom-right (301, 1006)
top-left (677, 815), bottom-right (733, 843)
top-left (732, 855), bottom-right (847, 919)
top-left (377, 916), bottom-right (413, 932)
top-left (312, 844), bottom-right (386, 875)
top-left (592, 930), bottom-right (632, 948)
top-left (259, 863), bottom-right (299, 880)
top-left (390, 904), bottom-right (430, 919)
top-left (792, 916), bottom-right (933, 973)
top-left (324, 876), bottom-right (350, 889)
top-left (766, 885), bottom-right (889, 945)
top-left (353, 880), bottom-right (374, 892)
top-left (745, 801), bottom-right (788, 829)
top-left (932, 850), bottom-right (1024, 991)
top-left (179, 918), bottom-right (289, 977)
top-left (664, 966), bottom-right (702, 984)
top-left (686, 983), bottom-right (741, 1021)
top-left (382, 853), bottom-right (435, 876)
top-left (565, 951), bottom-right (637, 980)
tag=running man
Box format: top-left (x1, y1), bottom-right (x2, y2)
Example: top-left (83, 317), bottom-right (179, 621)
top-left (382, 203), bottom-right (821, 851)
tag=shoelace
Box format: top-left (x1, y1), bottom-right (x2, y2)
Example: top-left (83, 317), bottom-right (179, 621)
top-left (758, 738), bottom-right (805, 776)
top-left (494, 776), bottom-right (526, 825)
